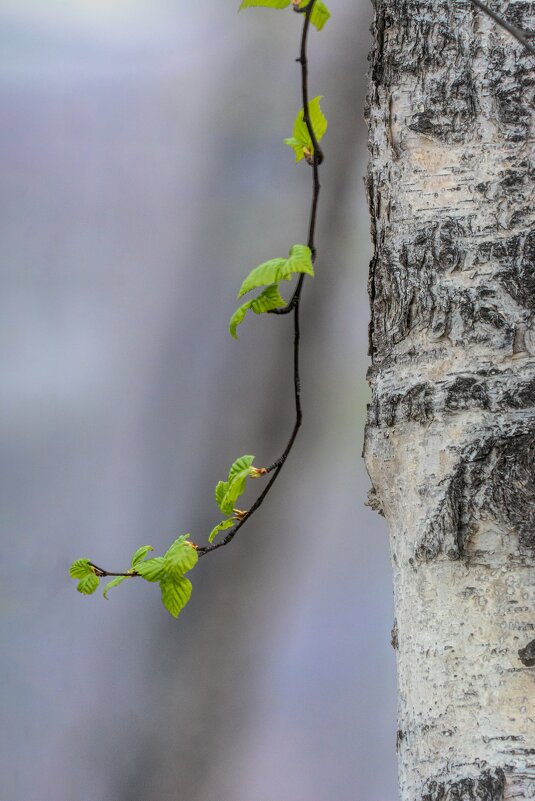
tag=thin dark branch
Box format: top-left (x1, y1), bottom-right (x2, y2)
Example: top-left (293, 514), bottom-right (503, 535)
top-left (197, 0), bottom-right (321, 558)
top-left (89, 562), bottom-right (135, 578)
top-left (471, 0), bottom-right (535, 56)
top-left (89, 0), bottom-right (322, 568)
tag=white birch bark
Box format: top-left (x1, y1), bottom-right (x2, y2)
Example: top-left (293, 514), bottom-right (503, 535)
top-left (364, 1), bottom-right (535, 798)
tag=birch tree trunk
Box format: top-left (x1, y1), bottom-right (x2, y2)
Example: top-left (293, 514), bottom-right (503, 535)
top-left (364, 1), bottom-right (535, 798)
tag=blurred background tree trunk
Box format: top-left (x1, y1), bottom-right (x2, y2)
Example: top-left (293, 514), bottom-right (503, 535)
top-left (365, 0), bottom-right (535, 798)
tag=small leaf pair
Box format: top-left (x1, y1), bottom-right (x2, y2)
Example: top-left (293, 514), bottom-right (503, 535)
top-left (284, 96), bottom-right (327, 163)
top-left (239, 0), bottom-right (331, 32)
top-left (69, 559), bottom-right (100, 595)
top-left (229, 245), bottom-right (314, 338)
top-left (210, 455), bottom-right (266, 542)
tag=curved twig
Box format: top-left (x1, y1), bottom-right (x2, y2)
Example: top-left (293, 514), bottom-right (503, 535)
top-left (88, 0), bottom-right (322, 573)
top-left (197, 0), bottom-right (321, 557)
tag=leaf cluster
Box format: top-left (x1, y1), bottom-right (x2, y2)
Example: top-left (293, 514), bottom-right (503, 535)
top-left (230, 245), bottom-right (314, 337)
top-left (70, 537), bottom-right (198, 618)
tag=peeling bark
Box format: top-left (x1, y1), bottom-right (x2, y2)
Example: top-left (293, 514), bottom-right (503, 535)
top-left (364, 0), bottom-right (535, 798)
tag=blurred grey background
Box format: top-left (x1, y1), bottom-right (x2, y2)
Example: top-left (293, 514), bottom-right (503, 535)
top-left (0, 2), bottom-right (397, 800)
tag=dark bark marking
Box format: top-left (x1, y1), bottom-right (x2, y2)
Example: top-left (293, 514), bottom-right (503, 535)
top-left (501, 376), bottom-right (535, 409)
top-left (371, 381), bottom-right (434, 427)
top-left (373, 0), bottom-right (477, 144)
top-left (445, 377), bottom-right (490, 412)
top-left (417, 431), bottom-right (535, 561)
top-left (518, 638), bottom-right (535, 667)
top-left (370, 220), bottom-right (467, 356)
top-left (391, 619), bottom-right (399, 650)
top-left (408, 69), bottom-right (478, 144)
top-left (416, 451), bottom-right (483, 562)
top-left (366, 485), bottom-right (385, 516)
top-left (487, 433), bottom-right (535, 552)
top-left (494, 231), bottom-right (535, 314)
top-left (421, 767), bottom-right (505, 801)
top-left (369, 226), bottom-right (522, 359)
top-left (487, 26), bottom-right (533, 136)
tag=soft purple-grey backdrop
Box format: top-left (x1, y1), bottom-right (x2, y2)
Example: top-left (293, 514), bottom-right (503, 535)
top-left (0, 2), bottom-right (397, 799)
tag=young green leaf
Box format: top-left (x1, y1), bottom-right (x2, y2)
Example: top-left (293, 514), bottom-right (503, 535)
top-left (239, 0), bottom-right (291, 9)
top-left (222, 479), bottom-right (246, 514)
top-left (214, 454), bottom-right (259, 514)
top-left (130, 545), bottom-right (153, 567)
top-left (229, 284), bottom-right (286, 339)
top-left (283, 244), bottom-right (314, 279)
top-left (164, 536), bottom-right (198, 577)
top-left (284, 96), bottom-right (327, 162)
top-left (238, 258), bottom-right (286, 299)
top-left (103, 576), bottom-right (127, 599)
top-left (135, 557), bottom-right (166, 582)
top-left (215, 481), bottom-right (229, 511)
top-left (209, 518), bottom-right (235, 544)
top-left (238, 0), bottom-right (331, 30)
top-left (298, 0), bottom-right (331, 30)
top-left (228, 455), bottom-right (255, 482)
top-left (76, 573), bottom-right (100, 595)
top-left (69, 558), bottom-right (93, 579)
top-left (229, 301), bottom-right (251, 340)
top-left (219, 488), bottom-right (233, 515)
top-left (250, 284), bottom-right (286, 314)
top-left (238, 246), bottom-right (314, 299)
top-left (160, 576), bottom-right (192, 618)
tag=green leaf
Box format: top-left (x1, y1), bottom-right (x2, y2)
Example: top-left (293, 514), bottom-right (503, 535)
top-left (164, 535), bottom-right (198, 577)
top-left (160, 576), bottom-right (192, 618)
top-left (222, 479), bottom-right (246, 513)
top-left (135, 557), bottom-right (166, 582)
top-left (217, 484), bottom-right (235, 515)
top-left (238, 246), bottom-right (314, 299)
top-left (215, 455), bottom-right (259, 514)
top-left (284, 244), bottom-right (314, 279)
top-left (229, 284), bottom-right (286, 339)
top-left (216, 477), bottom-right (244, 516)
top-left (69, 558), bottom-right (93, 579)
top-left (103, 576), bottom-right (127, 599)
top-left (238, 258), bottom-right (286, 298)
top-left (238, 0), bottom-right (330, 31)
top-left (250, 284), bottom-right (286, 314)
top-left (299, 0), bottom-right (331, 30)
top-left (228, 455), bottom-right (255, 482)
top-left (239, 0), bottom-right (291, 9)
top-left (215, 481), bottom-right (229, 511)
top-left (229, 301), bottom-right (250, 340)
top-left (209, 518), bottom-right (235, 544)
top-left (77, 573), bottom-right (100, 595)
top-left (130, 545), bottom-right (153, 567)
top-left (284, 96), bottom-right (327, 162)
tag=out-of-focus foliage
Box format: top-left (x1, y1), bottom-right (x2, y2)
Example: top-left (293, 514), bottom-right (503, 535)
top-left (239, 0), bottom-right (331, 31)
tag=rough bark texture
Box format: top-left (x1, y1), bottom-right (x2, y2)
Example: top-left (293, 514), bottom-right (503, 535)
top-left (364, 1), bottom-right (535, 798)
